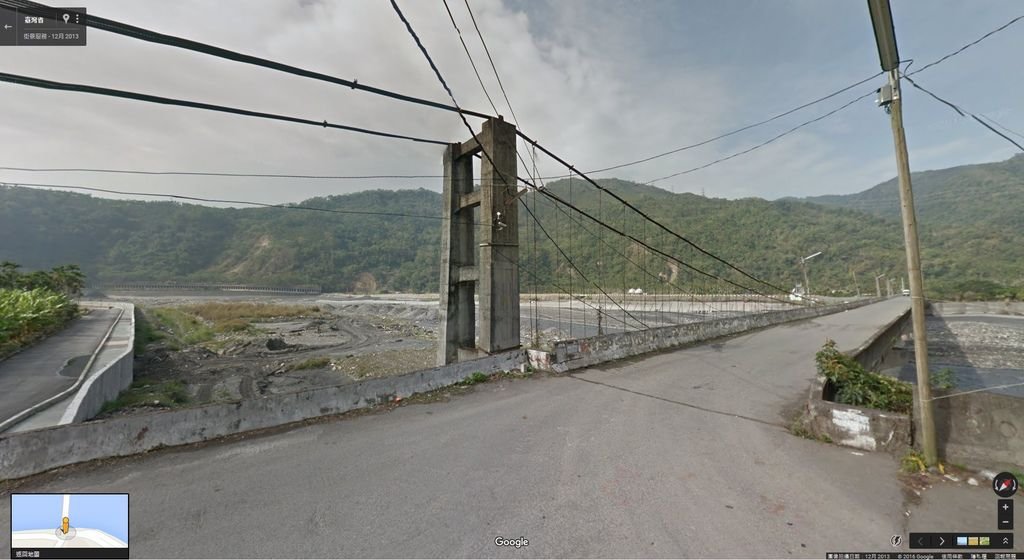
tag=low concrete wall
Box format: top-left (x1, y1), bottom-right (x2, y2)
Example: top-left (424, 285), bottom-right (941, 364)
top-left (804, 377), bottom-right (911, 454)
top-left (802, 304), bottom-right (914, 454)
top-left (61, 302), bottom-right (135, 424)
top-left (920, 388), bottom-right (1024, 470)
top-left (848, 302), bottom-right (913, 373)
top-left (0, 349), bottom-right (525, 481)
top-left (530, 298), bottom-right (884, 373)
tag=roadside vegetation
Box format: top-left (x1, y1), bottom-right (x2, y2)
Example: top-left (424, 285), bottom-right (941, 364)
top-left (931, 367), bottom-right (957, 390)
top-left (137, 302), bottom-right (324, 352)
top-left (0, 262), bottom-right (85, 359)
top-left (133, 309), bottom-right (164, 354)
top-left (99, 378), bottom-right (190, 415)
top-left (816, 339), bottom-right (913, 413)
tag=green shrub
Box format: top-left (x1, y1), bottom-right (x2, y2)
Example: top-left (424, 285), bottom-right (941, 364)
top-left (815, 339), bottom-right (913, 413)
top-left (932, 368), bottom-right (956, 390)
top-left (0, 288), bottom-right (79, 357)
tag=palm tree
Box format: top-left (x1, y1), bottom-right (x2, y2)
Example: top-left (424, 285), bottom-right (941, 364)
top-left (49, 265), bottom-right (86, 297)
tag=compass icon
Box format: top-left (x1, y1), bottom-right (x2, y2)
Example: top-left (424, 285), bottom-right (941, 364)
top-left (993, 472), bottom-right (1019, 498)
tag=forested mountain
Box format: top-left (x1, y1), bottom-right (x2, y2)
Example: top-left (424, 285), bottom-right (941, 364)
top-left (797, 153), bottom-right (1024, 298)
top-left (2, 153), bottom-right (1022, 300)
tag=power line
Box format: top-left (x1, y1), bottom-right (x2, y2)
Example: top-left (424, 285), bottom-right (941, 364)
top-left (462, 0), bottom-right (523, 132)
top-left (535, 12), bottom-right (1024, 180)
top-left (644, 89), bottom-right (877, 184)
top-left (518, 198), bottom-right (649, 329)
top-left (0, 72), bottom-right (450, 146)
top-left (389, 0), bottom-right (523, 214)
top-left (0, 167), bottom-right (444, 180)
top-left (440, 0), bottom-right (544, 193)
top-left (516, 132), bottom-right (795, 298)
top-left (0, 182), bottom-right (451, 221)
top-left (0, 0), bottom-right (495, 120)
top-left (903, 76), bottom-right (1024, 152)
top-left (395, 2), bottom-right (648, 330)
top-left (530, 184), bottom-right (703, 305)
top-left (980, 115), bottom-right (1024, 141)
top-left (580, 73), bottom-right (884, 176)
top-left (491, 246), bottom-right (637, 333)
top-left (907, 14), bottom-right (1024, 77)
top-left (532, 185), bottom-right (800, 306)
top-left (442, 0), bottom-right (500, 118)
top-left (458, 0), bottom-right (546, 191)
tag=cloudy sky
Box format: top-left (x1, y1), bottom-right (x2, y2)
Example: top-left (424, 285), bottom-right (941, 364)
top-left (1, 0), bottom-right (1021, 205)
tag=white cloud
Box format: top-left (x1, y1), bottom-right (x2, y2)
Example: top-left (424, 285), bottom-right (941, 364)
top-left (0, 0), bottom-right (1019, 205)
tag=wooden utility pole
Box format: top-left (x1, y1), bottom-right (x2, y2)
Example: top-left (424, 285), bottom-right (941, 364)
top-left (886, 69), bottom-right (937, 464)
top-left (868, 0), bottom-right (937, 465)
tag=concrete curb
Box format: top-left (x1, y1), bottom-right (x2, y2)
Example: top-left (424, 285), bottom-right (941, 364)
top-left (60, 302), bottom-right (135, 424)
top-left (0, 348), bottom-right (526, 482)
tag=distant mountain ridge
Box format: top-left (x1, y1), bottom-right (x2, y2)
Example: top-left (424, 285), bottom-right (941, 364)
top-left (1, 153), bottom-right (1022, 300)
top-left (793, 153), bottom-right (1024, 297)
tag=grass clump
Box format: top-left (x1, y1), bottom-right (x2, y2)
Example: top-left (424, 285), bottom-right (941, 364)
top-left (816, 339), bottom-right (913, 414)
top-left (100, 379), bottom-right (190, 414)
top-left (289, 356), bottom-right (333, 371)
top-left (184, 302), bottom-right (320, 322)
top-left (150, 307), bottom-right (215, 347)
top-left (177, 302), bottom-right (321, 335)
top-left (901, 450), bottom-right (927, 473)
top-left (932, 367), bottom-right (957, 390)
top-left (789, 415), bottom-right (833, 443)
top-left (458, 371), bottom-right (490, 386)
top-left (133, 308), bottom-right (164, 354)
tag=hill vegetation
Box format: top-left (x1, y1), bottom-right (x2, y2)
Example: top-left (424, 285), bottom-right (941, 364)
top-left (0, 263), bottom-right (84, 358)
top-left (1, 153), bottom-right (1021, 301)
top-left (799, 153), bottom-right (1024, 299)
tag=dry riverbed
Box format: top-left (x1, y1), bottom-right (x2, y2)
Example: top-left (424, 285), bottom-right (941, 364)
top-left (96, 294), bottom-right (439, 418)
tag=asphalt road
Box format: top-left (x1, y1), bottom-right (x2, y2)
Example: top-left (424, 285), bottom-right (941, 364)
top-left (0, 307), bottom-right (119, 423)
top-left (0, 299), bottom-right (995, 557)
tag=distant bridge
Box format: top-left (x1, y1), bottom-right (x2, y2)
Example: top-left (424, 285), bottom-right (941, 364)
top-left (98, 282), bottom-right (322, 295)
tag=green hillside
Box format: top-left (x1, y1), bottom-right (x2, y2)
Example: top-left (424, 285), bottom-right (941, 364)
top-left (799, 153), bottom-right (1024, 299)
top-left (1, 158), bottom-right (1021, 300)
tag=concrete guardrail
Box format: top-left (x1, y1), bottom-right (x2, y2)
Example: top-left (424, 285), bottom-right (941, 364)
top-left (0, 348), bottom-right (525, 481)
top-left (530, 298), bottom-right (886, 373)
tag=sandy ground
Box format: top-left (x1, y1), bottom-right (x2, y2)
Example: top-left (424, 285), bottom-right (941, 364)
top-left (97, 293), bottom-right (440, 417)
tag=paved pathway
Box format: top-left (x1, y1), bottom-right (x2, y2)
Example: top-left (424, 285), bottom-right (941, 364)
top-left (0, 307), bottom-right (119, 423)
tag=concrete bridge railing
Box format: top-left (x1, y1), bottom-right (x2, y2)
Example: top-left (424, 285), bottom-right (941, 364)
top-left (530, 298), bottom-right (886, 373)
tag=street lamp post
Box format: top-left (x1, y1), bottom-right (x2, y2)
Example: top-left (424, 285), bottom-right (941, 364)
top-left (875, 273), bottom-right (886, 298)
top-left (867, 0), bottom-right (937, 466)
top-left (799, 251), bottom-right (822, 300)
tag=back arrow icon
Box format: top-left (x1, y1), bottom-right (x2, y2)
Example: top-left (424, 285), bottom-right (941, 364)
top-left (3, 24), bottom-right (12, 29)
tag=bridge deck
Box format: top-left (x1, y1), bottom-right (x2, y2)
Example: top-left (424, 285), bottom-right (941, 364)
top-left (0, 298), bottom-right (991, 557)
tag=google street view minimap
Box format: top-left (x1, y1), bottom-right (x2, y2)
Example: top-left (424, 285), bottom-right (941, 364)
top-left (0, 0), bottom-right (1022, 558)
top-left (10, 494), bottom-right (128, 559)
